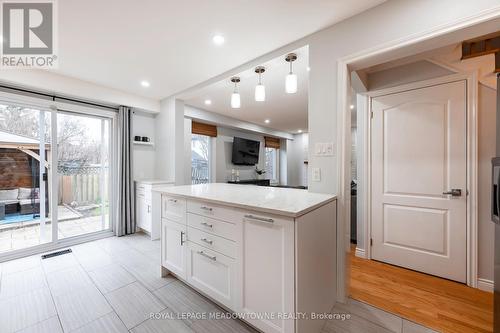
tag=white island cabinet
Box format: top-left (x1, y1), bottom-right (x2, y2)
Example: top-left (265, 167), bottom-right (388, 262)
top-left (154, 183), bottom-right (337, 333)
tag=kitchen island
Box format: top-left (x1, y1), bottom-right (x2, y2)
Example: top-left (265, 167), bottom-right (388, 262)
top-left (153, 183), bottom-right (337, 333)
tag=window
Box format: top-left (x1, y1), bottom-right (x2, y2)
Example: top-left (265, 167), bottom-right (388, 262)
top-left (191, 134), bottom-right (211, 184)
top-left (265, 147), bottom-right (279, 184)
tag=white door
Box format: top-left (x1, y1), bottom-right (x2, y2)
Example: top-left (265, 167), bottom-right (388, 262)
top-left (371, 80), bottom-right (467, 283)
top-left (161, 219), bottom-right (187, 280)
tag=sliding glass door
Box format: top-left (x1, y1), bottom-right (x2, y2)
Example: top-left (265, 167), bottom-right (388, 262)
top-left (57, 111), bottom-right (111, 239)
top-left (0, 102), bottom-right (52, 253)
top-left (0, 96), bottom-right (115, 258)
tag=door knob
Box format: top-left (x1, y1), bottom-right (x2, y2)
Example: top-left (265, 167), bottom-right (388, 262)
top-left (442, 189), bottom-right (462, 197)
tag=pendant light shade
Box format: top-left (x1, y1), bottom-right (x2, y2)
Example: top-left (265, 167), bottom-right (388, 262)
top-left (285, 73), bottom-right (297, 94)
top-left (231, 92), bottom-right (241, 108)
top-left (255, 84), bottom-right (265, 102)
top-left (230, 77), bottom-right (241, 109)
top-left (285, 53), bottom-right (298, 94)
top-left (254, 66), bottom-right (266, 102)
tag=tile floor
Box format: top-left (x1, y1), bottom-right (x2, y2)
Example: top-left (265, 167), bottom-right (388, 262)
top-left (0, 233), bottom-right (438, 333)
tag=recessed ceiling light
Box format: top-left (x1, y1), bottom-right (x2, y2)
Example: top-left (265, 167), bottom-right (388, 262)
top-left (212, 35), bottom-right (225, 45)
top-left (204, 99), bottom-right (212, 105)
top-left (306, 66), bottom-right (310, 72)
top-left (264, 119), bottom-right (270, 124)
top-left (298, 129), bottom-right (303, 133)
top-left (140, 80), bottom-right (150, 88)
top-left (350, 104), bottom-right (355, 110)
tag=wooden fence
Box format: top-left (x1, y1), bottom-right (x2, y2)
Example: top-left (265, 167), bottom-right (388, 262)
top-left (58, 171), bottom-right (108, 205)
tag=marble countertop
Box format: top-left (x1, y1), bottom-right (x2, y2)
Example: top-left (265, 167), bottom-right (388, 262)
top-left (153, 183), bottom-right (336, 218)
top-left (135, 179), bottom-right (174, 185)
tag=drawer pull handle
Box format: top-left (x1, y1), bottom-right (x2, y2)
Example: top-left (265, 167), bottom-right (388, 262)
top-left (168, 199), bottom-right (178, 203)
top-left (200, 222), bottom-right (213, 228)
top-left (244, 214), bottom-right (274, 224)
top-left (201, 238), bottom-right (213, 245)
top-left (198, 251), bottom-right (216, 261)
top-left (200, 206), bottom-right (213, 212)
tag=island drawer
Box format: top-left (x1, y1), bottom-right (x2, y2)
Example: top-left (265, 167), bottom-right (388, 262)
top-left (186, 241), bottom-right (237, 310)
top-left (187, 213), bottom-right (236, 241)
top-left (187, 226), bottom-right (236, 259)
top-left (162, 195), bottom-right (186, 224)
top-left (187, 200), bottom-right (243, 224)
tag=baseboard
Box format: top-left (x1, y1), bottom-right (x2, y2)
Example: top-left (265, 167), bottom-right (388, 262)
top-left (477, 278), bottom-right (494, 293)
top-left (355, 247), bottom-right (367, 259)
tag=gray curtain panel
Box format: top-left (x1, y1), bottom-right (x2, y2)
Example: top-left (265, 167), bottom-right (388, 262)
top-left (117, 106), bottom-right (135, 236)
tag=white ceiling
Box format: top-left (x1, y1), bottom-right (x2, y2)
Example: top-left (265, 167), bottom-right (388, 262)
top-left (55, 0), bottom-right (386, 100)
top-left (182, 46), bottom-right (309, 134)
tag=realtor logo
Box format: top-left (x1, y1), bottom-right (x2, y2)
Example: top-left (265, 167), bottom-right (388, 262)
top-left (1, 0), bottom-right (57, 68)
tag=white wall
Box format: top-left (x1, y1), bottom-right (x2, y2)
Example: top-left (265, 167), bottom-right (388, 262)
top-left (132, 111), bottom-right (156, 180)
top-left (184, 119), bottom-right (193, 185)
top-left (215, 127), bottom-right (266, 183)
top-left (366, 60), bottom-right (455, 90)
top-left (478, 84), bottom-right (496, 282)
top-left (279, 140), bottom-right (288, 185)
top-left (155, 97), bottom-right (185, 184)
top-left (287, 133), bottom-right (309, 187)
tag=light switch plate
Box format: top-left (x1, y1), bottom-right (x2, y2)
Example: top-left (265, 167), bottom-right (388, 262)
top-left (325, 143), bottom-right (335, 156)
top-left (314, 142), bottom-right (335, 156)
top-left (315, 143), bottom-right (322, 155)
top-left (312, 168), bottom-right (321, 182)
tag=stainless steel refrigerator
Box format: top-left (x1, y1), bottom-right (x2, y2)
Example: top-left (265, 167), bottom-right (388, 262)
top-left (494, 72), bottom-right (500, 332)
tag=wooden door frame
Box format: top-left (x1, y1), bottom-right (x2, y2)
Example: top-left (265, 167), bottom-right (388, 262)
top-left (358, 73), bottom-right (478, 288)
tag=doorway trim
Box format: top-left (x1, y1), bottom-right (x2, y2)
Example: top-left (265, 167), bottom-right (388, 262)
top-left (335, 10), bottom-right (499, 302)
top-left (358, 73), bottom-right (478, 287)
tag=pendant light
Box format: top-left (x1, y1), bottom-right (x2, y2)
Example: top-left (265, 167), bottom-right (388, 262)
top-left (285, 53), bottom-right (298, 94)
top-left (254, 66), bottom-right (266, 102)
top-left (230, 76), bottom-right (241, 109)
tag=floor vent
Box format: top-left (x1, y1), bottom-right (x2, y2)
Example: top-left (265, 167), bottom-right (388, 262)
top-left (41, 249), bottom-right (72, 259)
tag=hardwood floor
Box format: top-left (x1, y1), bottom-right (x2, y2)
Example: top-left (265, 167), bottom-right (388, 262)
top-left (349, 245), bottom-right (493, 333)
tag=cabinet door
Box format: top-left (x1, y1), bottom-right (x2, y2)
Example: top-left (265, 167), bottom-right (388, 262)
top-left (143, 201), bottom-right (152, 233)
top-left (161, 219), bottom-right (187, 280)
top-left (240, 214), bottom-right (295, 333)
top-left (136, 196), bottom-right (145, 229)
top-left (186, 242), bottom-right (238, 309)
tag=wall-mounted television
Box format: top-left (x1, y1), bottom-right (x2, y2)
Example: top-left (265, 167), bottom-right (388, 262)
top-left (232, 137), bottom-right (260, 165)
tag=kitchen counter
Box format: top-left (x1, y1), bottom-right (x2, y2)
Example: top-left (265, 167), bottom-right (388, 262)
top-left (153, 183), bottom-right (335, 218)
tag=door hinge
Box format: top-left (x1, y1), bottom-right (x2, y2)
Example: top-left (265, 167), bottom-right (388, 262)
top-left (370, 238), bottom-right (373, 246)
top-left (370, 111), bottom-right (374, 119)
